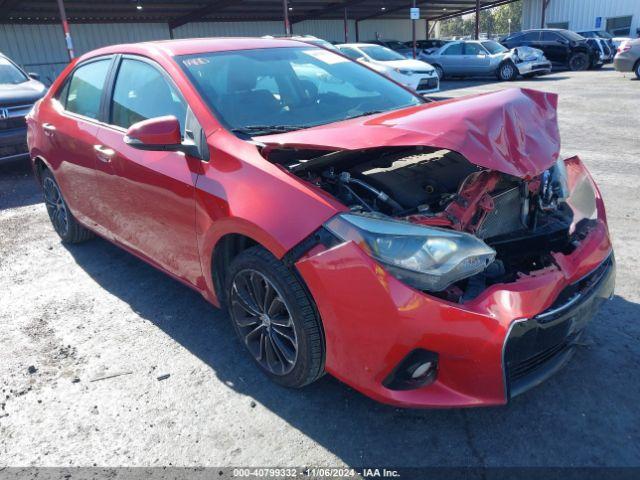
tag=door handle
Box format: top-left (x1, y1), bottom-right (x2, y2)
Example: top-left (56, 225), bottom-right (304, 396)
top-left (93, 144), bottom-right (115, 163)
top-left (43, 123), bottom-right (56, 137)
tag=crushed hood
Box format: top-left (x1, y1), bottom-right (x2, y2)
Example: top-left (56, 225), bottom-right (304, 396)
top-left (259, 88), bottom-right (560, 178)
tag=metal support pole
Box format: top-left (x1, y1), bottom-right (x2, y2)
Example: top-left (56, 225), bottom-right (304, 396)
top-left (475, 0), bottom-right (480, 40)
top-left (541, 0), bottom-right (550, 29)
top-left (412, 0), bottom-right (417, 59)
top-left (283, 0), bottom-right (291, 35)
top-left (56, 0), bottom-right (74, 60)
top-left (344, 7), bottom-right (349, 43)
top-left (355, 19), bottom-right (360, 42)
top-left (425, 19), bottom-right (429, 39)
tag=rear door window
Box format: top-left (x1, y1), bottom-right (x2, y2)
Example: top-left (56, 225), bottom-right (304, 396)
top-left (62, 59), bottom-right (111, 120)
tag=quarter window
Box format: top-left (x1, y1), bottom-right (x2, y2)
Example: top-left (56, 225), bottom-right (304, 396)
top-left (110, 58), bottom-right (187, 132)
top-left (62, 59), bottom-right (111, 119)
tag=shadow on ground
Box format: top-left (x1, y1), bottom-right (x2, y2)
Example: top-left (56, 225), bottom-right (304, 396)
top-left (62, 237), bottom-right (640, 467)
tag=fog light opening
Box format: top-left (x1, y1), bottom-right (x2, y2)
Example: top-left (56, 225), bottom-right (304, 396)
top-left (383, 349), bottom-right (439, 391)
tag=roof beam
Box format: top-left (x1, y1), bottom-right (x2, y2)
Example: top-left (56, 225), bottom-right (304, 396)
top-left (356, 1), bottom-right (479, 22)
top-left (428, 0), bottom-right (517, 21)
top-left (168, 0), bottom-right (240, 29)
top-left (291, 0), bottom-right (368, 24)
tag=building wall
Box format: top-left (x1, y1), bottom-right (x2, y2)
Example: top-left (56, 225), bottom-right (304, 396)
top-left (522, 0), bottom-right (640, 35)
top-left (0, 18), bottom-right (426, 84)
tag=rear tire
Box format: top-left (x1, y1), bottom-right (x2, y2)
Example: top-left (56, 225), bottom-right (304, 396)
top-left (568, 52), bottom-right (589, 71)
top-left (226, 246), bottom-right (325, 388)
top-left (634, 60), bottom-right (640, 79)
top-left (41, 169), bottom-right (94, 244)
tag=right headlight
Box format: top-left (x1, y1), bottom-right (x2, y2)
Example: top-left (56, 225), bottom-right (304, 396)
top-left (325, 213), bottom-right (496, 292)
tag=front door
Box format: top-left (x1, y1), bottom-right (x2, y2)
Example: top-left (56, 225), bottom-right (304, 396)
top-left (463, 43), bottom-right (491, 74)
top-left (93, 56), bottom-right (203, 286)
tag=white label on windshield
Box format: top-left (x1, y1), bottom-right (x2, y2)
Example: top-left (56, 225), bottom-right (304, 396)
top-left (304, 49), bottom-right (348, 64)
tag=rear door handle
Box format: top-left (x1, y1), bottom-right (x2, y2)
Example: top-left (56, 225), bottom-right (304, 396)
top-left (93, 144), bottom-right (115, 163)
top-left (43, 123), bottom-right (56, 137)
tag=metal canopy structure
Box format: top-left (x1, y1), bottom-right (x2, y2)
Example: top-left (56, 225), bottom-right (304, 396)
top-left (0, 0), bottom-right (519, 26)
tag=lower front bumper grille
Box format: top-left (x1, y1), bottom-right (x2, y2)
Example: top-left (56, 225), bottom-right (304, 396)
top-left (417, 77), bottom-right (438, 90)
top-left (504, 254), bottom-right (615, 398)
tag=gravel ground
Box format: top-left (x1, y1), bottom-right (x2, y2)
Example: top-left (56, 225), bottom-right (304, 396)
top-left (0, 65), bottom-right (639, 469)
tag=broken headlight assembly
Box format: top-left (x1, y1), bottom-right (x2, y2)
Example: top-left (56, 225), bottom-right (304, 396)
top-left (325, 213), bottom-right (496, 292)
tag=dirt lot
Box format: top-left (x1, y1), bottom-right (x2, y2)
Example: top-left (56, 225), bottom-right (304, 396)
top-left (1, 66), bottom-right (639, 468)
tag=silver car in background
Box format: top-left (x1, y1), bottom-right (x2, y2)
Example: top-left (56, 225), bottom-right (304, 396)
top-left (421, 40), bottom-right (552, 81)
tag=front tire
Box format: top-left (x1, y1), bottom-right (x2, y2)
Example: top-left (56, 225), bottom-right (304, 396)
top-left (41, 169), bottom-right (94, 244)
top-left (568, 52), bottom-right (589, 71)
top-left (433, 64), bottom-right (444, 80)
top-left (497, 61), bottom-right (518, 81)
top-left (226, 246), bottom-right (324, 388)
top-left (634, 60), bottom-right (640, 79)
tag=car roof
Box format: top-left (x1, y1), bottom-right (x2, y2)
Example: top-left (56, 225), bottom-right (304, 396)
top-left (77, 37), bottom-right (310, 61)
top-left (337, 43), bottom-right (380, 48)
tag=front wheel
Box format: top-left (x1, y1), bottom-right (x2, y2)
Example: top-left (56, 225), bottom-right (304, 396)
top-left (634, 60), bottom-right (640, 79)
top-left (226, 246), bottom-right (325, 388)
top-left (433, 64), bottom-right (444, 80)
top-left (568, 52), bottom-right (589, 71)
top-left (497, 61), bottom-right (518, 81)
top-left (41, 169), bottom-right (94, 243)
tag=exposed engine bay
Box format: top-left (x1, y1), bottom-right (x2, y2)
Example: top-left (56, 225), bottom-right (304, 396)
top-left (268, 145), bottom-right (591, 303)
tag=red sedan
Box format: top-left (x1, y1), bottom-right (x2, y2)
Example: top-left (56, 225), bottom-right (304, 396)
top-left (27, 38), bottom-right (614, 408)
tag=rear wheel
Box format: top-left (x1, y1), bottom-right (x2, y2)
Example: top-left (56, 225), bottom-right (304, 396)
top-left (634, 60), bottom-right (640, 79)
top-left (226, 246), bottom-right (324, 388)
top-left (497, 61), bottom-right (518, 81)
top-left (41, 169), bottom-right (94, 243)
top-left (568, 52), bottom-right (589, 71)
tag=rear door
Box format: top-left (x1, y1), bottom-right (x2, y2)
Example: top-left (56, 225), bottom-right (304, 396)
top-left (93, 55), bottom-right (203, 286)
top-left (37, 56), bottom-right (114, 228)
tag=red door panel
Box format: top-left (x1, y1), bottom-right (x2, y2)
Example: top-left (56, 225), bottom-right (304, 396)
top-left (93, 125), bottom-right (202, 286)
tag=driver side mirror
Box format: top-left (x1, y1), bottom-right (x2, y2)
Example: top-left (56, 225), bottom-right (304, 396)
top-left (124, 116), bottom-right (201, 158)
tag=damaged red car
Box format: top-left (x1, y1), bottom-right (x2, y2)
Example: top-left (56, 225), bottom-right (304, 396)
top-left (27, 38), bottom-right (615, 408)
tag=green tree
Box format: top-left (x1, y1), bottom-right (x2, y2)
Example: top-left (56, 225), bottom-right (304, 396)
top-left (436, 0), bottom-right (522, 38)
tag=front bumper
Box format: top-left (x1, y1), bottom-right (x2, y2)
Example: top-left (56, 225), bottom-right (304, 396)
top-left (295, 158), bottom-right (613, 408)
top-left (516, 60), bottom-right (552, 75)
top-left (0, 126), bottom-right (29, 163)
top-left (401, 74), bottom-right (440, 94)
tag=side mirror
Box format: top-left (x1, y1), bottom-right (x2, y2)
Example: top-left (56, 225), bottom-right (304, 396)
top-left (124, 115), bottom-right (200, 158)
top-left (28, 72), bottom-right (40, 80)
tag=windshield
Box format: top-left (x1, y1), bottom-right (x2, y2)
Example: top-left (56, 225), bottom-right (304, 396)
top-left (481, 41), bottom-right (508, 54)
top-left (359, 45), bottom-right (406, 61)
top-left (384, 41), bottom-right (408, 50)
top-left (179, 47), bottom-right (422, 135)
top-left (0, 57), bottom-right (28, 85)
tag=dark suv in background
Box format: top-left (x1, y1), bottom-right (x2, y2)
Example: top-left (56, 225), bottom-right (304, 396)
top-left (0, 53), bottom-right (46, 163)
top-left (501, 29), bottom-right (601, 71)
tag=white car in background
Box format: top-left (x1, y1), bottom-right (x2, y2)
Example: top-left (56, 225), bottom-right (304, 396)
top-left (337, 43), bottom-right (440, 94)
